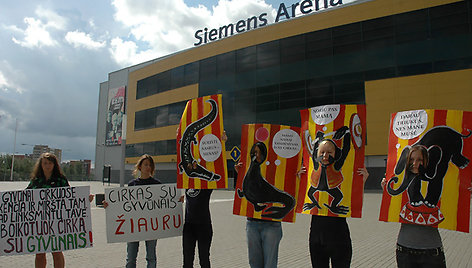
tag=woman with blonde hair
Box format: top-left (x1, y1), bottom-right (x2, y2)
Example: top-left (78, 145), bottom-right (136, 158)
top-left (27, 153), bottom-right (69, 268)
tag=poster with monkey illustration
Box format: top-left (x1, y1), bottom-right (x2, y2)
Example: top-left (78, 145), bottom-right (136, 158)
top-left (380, 109), bottom-right (472, 232)
top-left (296, 104), bottom-right (367, 218)
top-left (233, 124), bottom-right (302, 223)
top-left (177, 94), bottom-right (228, 189)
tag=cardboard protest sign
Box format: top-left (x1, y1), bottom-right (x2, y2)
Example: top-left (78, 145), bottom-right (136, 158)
top-left (380, 109), bottom-right (472, 232)
top-left (177, 94), bottom-right (228, 189)
top-left (0, 186), bottom-right (93, 256)
top-left (296, 104), bottom-right (367, 218)
top-left (233, 124), bottom-right (302, 223)
top-left (105, 184), bottom-right (183, 243)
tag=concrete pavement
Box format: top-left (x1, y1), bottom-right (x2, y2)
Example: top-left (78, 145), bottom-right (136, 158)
top-left (0, 181), bottom-right (471, 267)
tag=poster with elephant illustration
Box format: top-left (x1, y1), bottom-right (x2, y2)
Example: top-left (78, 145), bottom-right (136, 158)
top-left (380, 109), bottom-right (472, 232)
top-left (296, 104), bottom-right (367, 218)
top-left (233, 124), bottom-right (302, 223)
top-left (177, 94), bottom-right (228, 189)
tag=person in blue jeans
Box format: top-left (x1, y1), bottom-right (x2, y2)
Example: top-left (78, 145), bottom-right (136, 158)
top-left (104, 154), bottom-right (161, 268)
top-left (235, 143), bottom-right (283, 268)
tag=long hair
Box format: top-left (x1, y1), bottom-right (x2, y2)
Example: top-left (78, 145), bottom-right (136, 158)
top-left (30, 153), bottom-right (65, 179)
top-left (133, 154), bottom-right (155, 176)
top-left (250, 142), bottom-right (267, 164)
top-left (406, 145), bottom-right (428, 171)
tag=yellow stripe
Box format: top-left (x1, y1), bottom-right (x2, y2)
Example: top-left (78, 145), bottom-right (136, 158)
top-left (181, 102), bottom-right (190, 189)
top-left (339, 105), bottom-right (356, 217)
top-left (439, 110), bottom-right (462, 230)
top-left (239, 124), bottom-right (255, 217)
top-left (388, 138), bottom-right (410, 222)
top-left (192, 99), bottom-right (201, 189)
top-left (217, 95), bottom-right (228, 188)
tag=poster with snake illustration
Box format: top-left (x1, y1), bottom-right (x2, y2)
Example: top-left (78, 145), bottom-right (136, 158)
top-left (379, 109), bottom-right (472, 232)
top-left (296, 104), bottom-right (366, 218)
top-left (233, 124), bottom-right (302, 223)
top-left (177, 94), bottom-right (228, 189)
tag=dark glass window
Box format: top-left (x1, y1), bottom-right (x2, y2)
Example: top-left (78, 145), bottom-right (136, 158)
top-left (169, 101), bottom-right (186, 125)
top-left (143, 142), bottom-right (156, 155)
top-left (171, 66), bottom-right (185, 89)
top-left (236, 46), bottom-right (257, 73)
top-left (306, 29), bottom-right (332, 59)
top-left (395, 10), bottom-right (429, 44)
top-left (200, 57), bottom-right (217, 81)
top-left (167, 140), bottom-right (177, 155)
top-left (281, 35), bottom-right (305, 64)
top-left (155, 140), bottom-right (168, 155)
top-left (184, 62), bottom-right (199, 85)
top-left (257, 40), bottom-right (280, 68)
top-left (430, 1), bottom-right (469, 38)
top-left (155, 106), bottom-right (169, 128)
top-left (217, 51), bottom-right (236, 78)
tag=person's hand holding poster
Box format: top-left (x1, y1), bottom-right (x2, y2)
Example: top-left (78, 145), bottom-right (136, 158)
top-left (177, 94), bottom-right (228, 189)
top-left (0, 186), bottom-right (93, 256)
top-left (296, 104), bottom-right (367, 218)
top-left (233, 124), bottom-right (302, 223)
top-left (379, 109), bottom-right (472, 232)
top-left (105, 184), bottom-right (183, 243)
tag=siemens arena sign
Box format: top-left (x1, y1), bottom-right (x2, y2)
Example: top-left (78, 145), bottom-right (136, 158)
top-left (194, 0), bottom-right (351, 46)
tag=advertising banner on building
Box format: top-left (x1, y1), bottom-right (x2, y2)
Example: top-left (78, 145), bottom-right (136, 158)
top-left (105, 184), bottom-right (183, 243)
top-left (233, 124), bottom-right (302, 223)
top-left (296, 104), bottom-right (367, 218)
top-left (0, 186), bottom-right (93, 256)
top-left (379, 109), bottom-right (472, 232)
top-left (106, 86), bottom-right (125, 146)
top-left (177, 94), bottom-right (228, 189)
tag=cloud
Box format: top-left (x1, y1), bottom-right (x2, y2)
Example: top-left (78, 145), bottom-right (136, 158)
top-left (65, 30), bottom-right (106, 50)
top-left (109, 0), bottom-right (274, 66)
top-left (0, 61), bottom-right (25, 93)
top-left (9, 6), bottom-right (66, 49)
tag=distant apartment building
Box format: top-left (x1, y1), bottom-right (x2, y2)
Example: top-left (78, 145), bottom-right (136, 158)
top-left (32, 145), bottom-right (62, 162)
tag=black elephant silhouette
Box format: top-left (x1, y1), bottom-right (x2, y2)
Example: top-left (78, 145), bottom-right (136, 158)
top-left (387, 126), bottom-right (471, 208)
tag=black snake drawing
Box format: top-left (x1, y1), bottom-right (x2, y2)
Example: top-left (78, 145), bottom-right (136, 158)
top-left (178, 99), bottom-right (221, 181)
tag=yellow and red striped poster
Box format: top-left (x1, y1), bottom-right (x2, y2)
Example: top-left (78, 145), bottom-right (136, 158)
top-left (296, 104), bottom-right (366, 218)
top-left (176, 94), bottom-right (228, 189)
top-left (232, 124), bottom-right (302, 223)
top-left (379, 109), bottom-right (472, 232)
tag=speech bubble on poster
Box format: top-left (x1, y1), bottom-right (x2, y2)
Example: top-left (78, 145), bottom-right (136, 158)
top-left (310, 104), bottom-right (340, 125)
top-left (0, 186), bottom-right (93, 256)
top-left (272, 128), bottom-right (302, 159)
top-left (392, 109), bottom-right (428, 139)
top-left (199, 134), bottom-right (222, 162)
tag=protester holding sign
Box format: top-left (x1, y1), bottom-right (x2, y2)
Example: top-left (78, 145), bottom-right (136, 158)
top-left (379, 109), bottom-right (472, 267)
top-left (26, 152), bottom-right (69, 268)
top-left (104, 154), bottom-right (162, 268)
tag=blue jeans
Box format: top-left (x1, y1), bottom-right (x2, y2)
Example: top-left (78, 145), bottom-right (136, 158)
top-left (126, 240), bottom-right (157, 268)
top-left (246, 220), bottom-right (282, 268)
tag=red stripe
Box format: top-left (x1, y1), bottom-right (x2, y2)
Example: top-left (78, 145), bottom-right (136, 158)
top-left (296, 109), bottom-right (310, 213)
top-left (379, 113), bottom-right (398, 222)
top-left (282, 126), bottom-right (301, 222)
top-left (457, 111), bottom-right (472, 232)
top-left (233, 124), bottom-right (249, 216)
top-left (351, 105), bottom-right (366, 218)
top-left (265, 125), bottom-right (279, 185)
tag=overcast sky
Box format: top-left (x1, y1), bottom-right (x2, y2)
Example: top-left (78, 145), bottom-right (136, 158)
top-left (0, 0), bottom-right (355, 162)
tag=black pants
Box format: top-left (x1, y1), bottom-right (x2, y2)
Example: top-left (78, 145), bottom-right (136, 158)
top-left (183, 223), bottom-right (213, 268)
top-left (309, 242), bottom-right (352, 268)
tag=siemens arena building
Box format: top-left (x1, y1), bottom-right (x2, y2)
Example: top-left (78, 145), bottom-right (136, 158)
top-left (95, 0), bottom-right (472, 187)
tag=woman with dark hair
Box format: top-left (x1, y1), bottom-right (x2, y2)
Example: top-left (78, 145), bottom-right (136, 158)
top-left (27, 153), bottom-right (69, 268)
